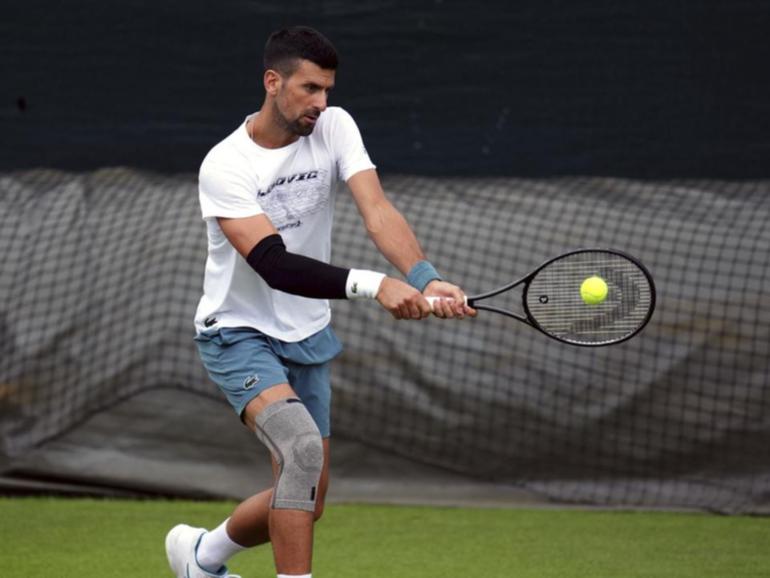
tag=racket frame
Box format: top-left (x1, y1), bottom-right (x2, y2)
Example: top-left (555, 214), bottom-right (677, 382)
top-left (466, 248), bottom-right (656, 346)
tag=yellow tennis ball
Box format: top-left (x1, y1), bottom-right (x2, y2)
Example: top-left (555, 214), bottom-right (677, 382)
top-left (580, 276), bottom-right (608, 305)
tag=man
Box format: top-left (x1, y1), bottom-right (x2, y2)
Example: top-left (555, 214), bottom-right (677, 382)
top-left (165, 26), bottom-right (475, 578)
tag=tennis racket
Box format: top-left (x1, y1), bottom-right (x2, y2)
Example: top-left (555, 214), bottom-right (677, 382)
top-left (428, 249), bottom-right (656, 346)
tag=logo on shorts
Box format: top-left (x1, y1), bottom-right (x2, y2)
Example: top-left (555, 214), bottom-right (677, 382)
top-left (243, 375), bottom-right (260, 390)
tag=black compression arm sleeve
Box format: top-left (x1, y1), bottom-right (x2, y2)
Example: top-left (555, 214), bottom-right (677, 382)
top-left (246, 234), bottom-right (350, 299)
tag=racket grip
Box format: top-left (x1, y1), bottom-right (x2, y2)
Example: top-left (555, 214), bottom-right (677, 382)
top-left (426, 295), bottom-right (468, 310)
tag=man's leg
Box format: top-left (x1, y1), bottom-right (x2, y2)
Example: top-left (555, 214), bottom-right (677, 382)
top-left (244, 383), bottom-right (323, 575)
top-left (193, 385), bottom-right (330, 575)
top-left (223, 439), bottom-right (330, 548)
top-left (183, 328), bottom-right (334, 577)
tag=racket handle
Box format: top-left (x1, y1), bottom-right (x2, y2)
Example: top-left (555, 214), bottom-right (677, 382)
top-left (426, 295), bottom-right (469, 310)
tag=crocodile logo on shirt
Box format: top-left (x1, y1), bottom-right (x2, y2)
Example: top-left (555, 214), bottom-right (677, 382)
top-left (243, 375), bottom-right (260, 390)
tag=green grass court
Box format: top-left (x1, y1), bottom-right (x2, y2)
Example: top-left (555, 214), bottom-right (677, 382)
top-left (1, 498), bottom-right (767, 577)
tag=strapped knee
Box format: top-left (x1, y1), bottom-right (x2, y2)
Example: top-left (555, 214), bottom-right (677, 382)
top-left (254, 398), bottom-right (323, 512)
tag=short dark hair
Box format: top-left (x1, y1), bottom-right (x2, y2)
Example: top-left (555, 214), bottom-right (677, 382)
top-left (264, 26), bottom-right (338, 76)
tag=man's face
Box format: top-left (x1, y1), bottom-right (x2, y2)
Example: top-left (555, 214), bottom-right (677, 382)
top-left (270, 59), bottom-right (336, 137)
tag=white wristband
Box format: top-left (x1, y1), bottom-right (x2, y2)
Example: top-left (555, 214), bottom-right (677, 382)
top-left (346, 269), bottom-right (386, 299)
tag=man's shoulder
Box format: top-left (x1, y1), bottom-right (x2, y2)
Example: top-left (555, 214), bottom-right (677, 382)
top-left (323, 105), bottom-right (351, 117)
top-left (319, 106), bottom-right (354, 126)
top-left (200, 122), bottom-right (249, 174)
top-left (315, 106), bottom-right (360, 146)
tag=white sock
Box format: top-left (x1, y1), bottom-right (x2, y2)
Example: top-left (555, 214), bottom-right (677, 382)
top-left (196, 518), bottom-right (247, 572)
top-left (277, 575), bottom-right (311, 578)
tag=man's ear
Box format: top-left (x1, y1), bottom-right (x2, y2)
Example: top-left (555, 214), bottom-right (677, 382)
top-left (264, 69), bottom-right (282, 97)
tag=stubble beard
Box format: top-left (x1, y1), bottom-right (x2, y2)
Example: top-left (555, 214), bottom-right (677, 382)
top-left (272, 100), bottom-right (315, 137)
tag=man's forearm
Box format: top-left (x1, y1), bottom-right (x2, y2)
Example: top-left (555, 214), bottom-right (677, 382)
top-left (363, 199), bottom-right (426, 275)
top-left (347, 168), bottom-right (438, 283)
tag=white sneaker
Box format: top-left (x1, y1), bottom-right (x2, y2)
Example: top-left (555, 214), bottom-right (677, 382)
top-left (165, 524), bottom-right (242, 578)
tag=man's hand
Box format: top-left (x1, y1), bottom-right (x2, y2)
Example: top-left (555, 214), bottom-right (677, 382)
top-left (376, 277), bottom-right (433, 320)
top-left (424, 280), bottom-right (478, 319)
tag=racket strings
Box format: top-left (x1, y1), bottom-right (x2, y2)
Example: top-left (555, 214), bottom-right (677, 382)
top-left (525, 252), bottom-right (654, 345)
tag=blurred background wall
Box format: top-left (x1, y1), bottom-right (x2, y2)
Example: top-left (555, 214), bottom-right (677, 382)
top-left (2, 0), bottom-right (769, 177)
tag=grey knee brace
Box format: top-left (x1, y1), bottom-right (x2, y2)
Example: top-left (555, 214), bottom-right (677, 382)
top-left (254, 398), bottom-right (323, 512)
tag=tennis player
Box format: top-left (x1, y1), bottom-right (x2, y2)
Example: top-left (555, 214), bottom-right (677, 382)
top-left (165, 26), bottom-right (475, 578)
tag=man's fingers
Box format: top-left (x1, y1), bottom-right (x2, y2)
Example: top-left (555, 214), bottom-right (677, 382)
top-left (437, 298), bottom-right (456, 318)
top-left (428, 295), bottom-right (467, 319)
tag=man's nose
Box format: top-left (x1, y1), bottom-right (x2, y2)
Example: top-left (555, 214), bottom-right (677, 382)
top-left (314, 91), bottom-right (328, 111)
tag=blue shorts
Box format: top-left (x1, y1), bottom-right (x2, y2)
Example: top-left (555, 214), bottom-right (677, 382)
top-left (194, 325), bottom-right (343, 437)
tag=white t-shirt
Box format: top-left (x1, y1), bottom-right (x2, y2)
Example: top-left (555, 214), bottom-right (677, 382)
top-left (194, 106), bottom-right (376, 341)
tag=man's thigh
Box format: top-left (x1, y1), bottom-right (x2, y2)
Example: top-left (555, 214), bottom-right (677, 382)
top-left (195, 328), bottom-right (333, 436)
top-left (242, 382), bottom-right (297, 432)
